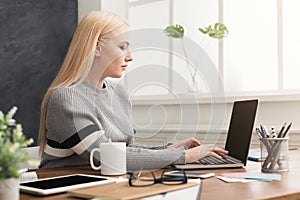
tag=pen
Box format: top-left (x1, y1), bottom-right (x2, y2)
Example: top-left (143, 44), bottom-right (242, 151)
top-left (259, 125), bottom-right (266, 138)
top-left (277, 122), bottom-right (287, 138)
top-left (289, 147), bottom-right (298, 151)
top-left (269, 139), bottom-right (286, 169)
top-left (263, 125), bottom-right (270, 138)
top-left (282, 122), bottom-right (292, 138)
top-left (255, 128), bottom-right (263, 138)
top-left (268, 123), bottom-right (292, 169)
top-left (271, 126), bottom-right (277, 138)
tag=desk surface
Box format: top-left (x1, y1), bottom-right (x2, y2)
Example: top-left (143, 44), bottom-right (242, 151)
top-left (20, 150), bottom-right (300, 200)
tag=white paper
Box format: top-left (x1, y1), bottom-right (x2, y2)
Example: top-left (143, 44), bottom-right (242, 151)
top-left (217, 176), bottom-right (256, 183)
top-left (19, 172), bottom-right (38, 183)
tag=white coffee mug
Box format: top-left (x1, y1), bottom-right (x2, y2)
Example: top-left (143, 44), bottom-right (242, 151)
top-left (90, 142), bottom-right (126, 175)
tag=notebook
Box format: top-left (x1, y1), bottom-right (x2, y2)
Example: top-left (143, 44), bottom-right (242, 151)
top-left (68, 181), bottom-right (199, 200)
top-left (175, 99), bottom-right (258, 169)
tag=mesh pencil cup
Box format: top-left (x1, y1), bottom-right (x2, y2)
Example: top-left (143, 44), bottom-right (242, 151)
top-left (259, 137), bottom-right (289, 172)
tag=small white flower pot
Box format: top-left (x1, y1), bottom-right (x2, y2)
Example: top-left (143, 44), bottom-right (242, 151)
top-left (0, 178), bottom-right (19, 200)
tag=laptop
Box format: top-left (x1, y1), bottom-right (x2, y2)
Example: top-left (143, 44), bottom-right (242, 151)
top-left (175, 99), bottom-right (258, 169)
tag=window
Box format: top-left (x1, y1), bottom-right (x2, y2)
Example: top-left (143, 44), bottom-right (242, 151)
top-left (127, 0), bottom-right (170, 95)
top-left (282, 0), bottom-right (300, 90)
top-left (223, 0), bottom-right (278, 92)
top-left (125, 0), bottom-right (300, 97)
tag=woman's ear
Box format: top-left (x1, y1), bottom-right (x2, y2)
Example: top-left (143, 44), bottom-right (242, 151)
top-left (95, 45), bottom-right (102, 57)
top-left (95, 40), bottom-right (102, 57)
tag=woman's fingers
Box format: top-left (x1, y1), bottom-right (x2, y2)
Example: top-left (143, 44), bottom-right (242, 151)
top-left (169, 138), bottom-right (201, 149)
top-left (208, 151), bottom-right (224, 159)
top-left (191, 138), bottom-right (201, 147)
top-left (207, 146), bottom-right (228, 159)
top-left (213, 146), bottom-right (228, 154)
top-left (184, 138), bottom-right (201, 149)
top-left (185, 144), bottom-right (229, 163)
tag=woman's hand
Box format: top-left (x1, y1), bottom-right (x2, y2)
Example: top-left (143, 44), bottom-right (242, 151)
top-left (185, 144), bottom-right (228, 163)
top-left (168, 138), bottom-right (201, 150)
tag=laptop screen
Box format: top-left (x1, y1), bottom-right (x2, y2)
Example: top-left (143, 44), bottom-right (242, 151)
top-left (225, 99), bottom-right (258, 166)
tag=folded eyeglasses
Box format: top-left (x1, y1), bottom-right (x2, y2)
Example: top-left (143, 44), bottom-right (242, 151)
top-left (128, 169), bottom-right (187, 187)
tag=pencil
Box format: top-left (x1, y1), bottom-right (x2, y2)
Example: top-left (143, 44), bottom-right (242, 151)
top-left (282, 122), bottom-right (292, 138)
top-left (277, 122), bottom-right (287, 138)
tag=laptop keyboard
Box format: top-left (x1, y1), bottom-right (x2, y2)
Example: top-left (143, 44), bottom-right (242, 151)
top-left (198, 155), bottom-right (242, 165)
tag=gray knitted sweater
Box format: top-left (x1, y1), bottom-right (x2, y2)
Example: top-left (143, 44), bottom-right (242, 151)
top-left (40, 80), bottom-right (185, 170)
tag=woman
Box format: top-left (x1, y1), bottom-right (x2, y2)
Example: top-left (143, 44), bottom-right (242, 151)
top-left (38, 10), bottom-right (227, 169)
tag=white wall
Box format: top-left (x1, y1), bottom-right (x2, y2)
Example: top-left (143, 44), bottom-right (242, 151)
top-left (132, 96), bottom-right (300, 148)
top-left (78, 0), bottom-right (101, 21)
top-left (78, 0), bottom-right (127, 22)
top-left (101, 0), bottom-right (127, 18)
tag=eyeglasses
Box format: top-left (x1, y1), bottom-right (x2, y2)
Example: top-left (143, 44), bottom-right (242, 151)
top-left (128, 170), bottom-right (187, 187)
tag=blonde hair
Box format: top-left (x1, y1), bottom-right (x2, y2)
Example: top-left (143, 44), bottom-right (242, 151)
top-left (38, 10), bottom-right (128, 153)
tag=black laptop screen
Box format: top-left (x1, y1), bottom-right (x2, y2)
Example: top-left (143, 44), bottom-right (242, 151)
top-left (225, 99), bottom-right (258, 166)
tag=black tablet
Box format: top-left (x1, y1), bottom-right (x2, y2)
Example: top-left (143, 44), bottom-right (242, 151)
top-left (20, 174), bottom-right (117, 196)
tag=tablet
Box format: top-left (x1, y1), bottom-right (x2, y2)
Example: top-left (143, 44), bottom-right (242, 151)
top-left (164, 171), bottom-right (215, 179)
top-left (19, 174), bottom-right (117, 196)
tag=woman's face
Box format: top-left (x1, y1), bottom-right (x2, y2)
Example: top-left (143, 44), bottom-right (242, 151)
top-left (97, 26), bottom-right (133, 80)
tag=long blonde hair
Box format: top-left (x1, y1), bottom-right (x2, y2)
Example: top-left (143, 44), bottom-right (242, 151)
top-left (38, 11), bottom-right (128, 153)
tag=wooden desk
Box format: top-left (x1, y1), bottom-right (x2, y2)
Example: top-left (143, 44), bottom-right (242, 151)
top-left (20, 150), bottom-right (300, 200)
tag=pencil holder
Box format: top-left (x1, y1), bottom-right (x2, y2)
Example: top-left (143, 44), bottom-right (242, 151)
top-left (259, 137), bottom-right (289, 172)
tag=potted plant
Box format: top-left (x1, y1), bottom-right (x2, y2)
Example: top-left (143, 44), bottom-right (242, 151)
top-left (164, 23), bottom-right (228, 92)
top-left (0, 106), bottom-right (34, 200)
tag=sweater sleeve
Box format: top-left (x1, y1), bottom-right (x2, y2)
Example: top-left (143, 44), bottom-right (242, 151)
top-left (129, 142), bottom-right (171, 150)
top-left (127, 146), bottom-right (186, 170)
top-left (45, 88), bottom-right (111, 160)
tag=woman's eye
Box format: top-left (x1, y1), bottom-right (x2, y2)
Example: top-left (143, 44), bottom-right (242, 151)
top-left (119, 43), bottom-right (129, 51)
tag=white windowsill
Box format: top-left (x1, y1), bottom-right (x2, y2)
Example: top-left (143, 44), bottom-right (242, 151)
top-left (134, 124), bottom-right (300, 134)
top-left (131, 91), bottom-right (300, 105)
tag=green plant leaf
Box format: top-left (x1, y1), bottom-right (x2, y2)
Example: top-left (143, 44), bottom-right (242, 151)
top-left (199, 23), bottom-right (228, 39)
top-left (164, 24), bottom-right (184, 39)
top-left (0, 106), bottom-right (35, 179)
top-left (198, 27), bottom-right (207, 34)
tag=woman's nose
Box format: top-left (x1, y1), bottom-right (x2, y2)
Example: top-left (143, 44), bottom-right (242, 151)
top-left (125, 53), bottom-right (133, 62)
